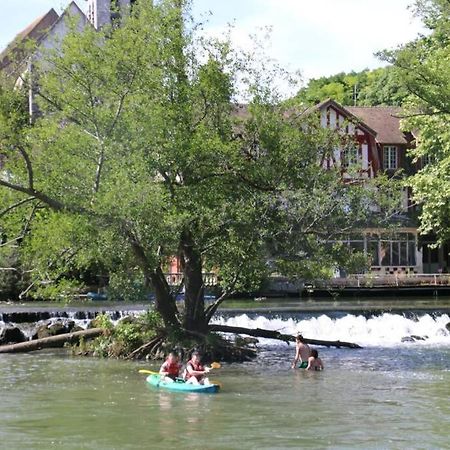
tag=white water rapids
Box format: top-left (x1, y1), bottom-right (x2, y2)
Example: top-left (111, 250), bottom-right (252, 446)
top-left (1, 308), bottom-right (449, 347)
top-left (212, 312), bottom-right (450, 347)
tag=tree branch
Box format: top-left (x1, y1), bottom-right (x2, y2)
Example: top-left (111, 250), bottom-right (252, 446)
top-left (0, 179), bottom-right (66, 211)
top-left (0, 197), bottom-right (36, 218)
top-left (17, 146), bottom-right (34, 189)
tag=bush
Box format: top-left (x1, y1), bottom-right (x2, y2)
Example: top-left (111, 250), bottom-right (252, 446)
top-left (80, 310), bottom-right (162, 358)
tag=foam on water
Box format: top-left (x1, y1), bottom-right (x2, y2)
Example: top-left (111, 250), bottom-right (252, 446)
top-left (212, 312), bottom-right (450, 347)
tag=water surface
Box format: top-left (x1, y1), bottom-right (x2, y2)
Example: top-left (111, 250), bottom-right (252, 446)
top-left (1, 309), bottom-right (449, 449)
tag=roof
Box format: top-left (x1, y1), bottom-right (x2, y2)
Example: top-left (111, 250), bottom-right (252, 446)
top-left (0, 2), bottom-right (87, 74)
top-left (346, 106), bottom-right (410, 145)
top-left (304, 98), bottom-right (378, 137)
top-left (0, 8), bottom-right (59, 72)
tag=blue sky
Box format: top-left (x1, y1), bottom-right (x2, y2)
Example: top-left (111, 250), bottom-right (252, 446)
top-left (1, 0), bottom-right (424, 83)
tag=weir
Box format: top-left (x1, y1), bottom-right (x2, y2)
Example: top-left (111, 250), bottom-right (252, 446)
top-left (0, 304), bottom-right (148, 324)
top-left (1, 301), bottom-right (449, 348)
top-left (213, 312), bottom-right (450, 347)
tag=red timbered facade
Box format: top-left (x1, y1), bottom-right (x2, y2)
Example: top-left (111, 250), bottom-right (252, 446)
top-left (314, 99), bottom-right (449, 275)
top-left (314, 99), bottom-right (380, 179)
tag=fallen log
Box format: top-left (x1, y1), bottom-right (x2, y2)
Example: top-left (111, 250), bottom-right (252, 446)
top-left (209, 324), bottom-right (362, 349)
top-left (0, 328), bottom-right (104, 354)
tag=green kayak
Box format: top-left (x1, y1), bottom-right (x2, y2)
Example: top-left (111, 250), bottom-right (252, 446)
top-left (146, 374), bottom-right (220, 393)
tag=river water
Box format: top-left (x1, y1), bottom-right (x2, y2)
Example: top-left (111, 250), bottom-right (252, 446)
top-left (1, 302), bottom-right (449, 449)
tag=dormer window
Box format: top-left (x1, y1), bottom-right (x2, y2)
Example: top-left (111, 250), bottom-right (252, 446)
top-left (383, 146), bottom-right (398, 170)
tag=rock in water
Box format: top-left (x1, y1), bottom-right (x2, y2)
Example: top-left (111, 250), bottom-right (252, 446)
top-left (401, 335), bottom-right (427, 343)
top-left (0, 326), bottom-right (26, 344)
top-left (35, 320), bottom-right (73, 339)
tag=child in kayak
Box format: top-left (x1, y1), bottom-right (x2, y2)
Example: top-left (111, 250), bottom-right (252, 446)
top-left (291, 334), bottom-right (311, 369)
top-left (184, 351), bottom-right (211, 385)
top-left (159, 352), bottom-right (182, 383)
top-left (306, 349), bottom-right (324, 371)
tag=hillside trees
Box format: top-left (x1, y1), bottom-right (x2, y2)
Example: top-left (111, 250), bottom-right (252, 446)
top-left (295, 67), bottom-right (409, 107)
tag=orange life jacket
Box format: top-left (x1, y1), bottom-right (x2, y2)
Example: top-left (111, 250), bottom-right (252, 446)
top-left (184, 359), bottom-right (204, 381)
top-left (162, 360), bottom-right (180, 378)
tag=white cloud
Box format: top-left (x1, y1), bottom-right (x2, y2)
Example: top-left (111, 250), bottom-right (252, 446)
top-left (199, 0), bottom-right (425, 83)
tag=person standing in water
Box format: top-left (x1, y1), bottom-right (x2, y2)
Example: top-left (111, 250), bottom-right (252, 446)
top-left (306, 349), bottom-right (324, 371)
top-left (291, 334), bottom-right (311, 369)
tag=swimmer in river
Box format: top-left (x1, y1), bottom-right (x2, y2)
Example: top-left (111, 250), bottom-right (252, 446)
top-left (306, 349), bottom-right (324, 371)
top-left (291, 334), bottom-right (311, 369)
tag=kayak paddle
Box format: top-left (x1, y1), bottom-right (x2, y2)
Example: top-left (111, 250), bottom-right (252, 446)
top-left (138, 369), bottom-right (159, 375)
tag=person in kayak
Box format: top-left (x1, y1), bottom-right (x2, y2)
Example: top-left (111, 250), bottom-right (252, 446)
top-left (159, 352), bottom-right (182, 383)
top-left (306, 349), bottom-right (324, 371)
top-left (184, 351), bottom-right (211, 385)
top-left (291, 334), bottom-right (311, 369)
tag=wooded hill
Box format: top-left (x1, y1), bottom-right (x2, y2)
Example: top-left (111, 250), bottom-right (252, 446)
top-left (295, 66), bottom-right (409, 107)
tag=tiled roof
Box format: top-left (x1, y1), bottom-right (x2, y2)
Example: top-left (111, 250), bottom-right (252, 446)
top-left (0, 8), bottom-right (59, 71)
top-left (346, 106), bottom-right (410, 145)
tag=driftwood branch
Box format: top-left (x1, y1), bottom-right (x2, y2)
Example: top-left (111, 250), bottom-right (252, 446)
top-left (209, 324), bottom-right (362, 349)
top-left (125, 335), bottom-right (164, 360)
top-left (0, 328), bottom-right (104, 354)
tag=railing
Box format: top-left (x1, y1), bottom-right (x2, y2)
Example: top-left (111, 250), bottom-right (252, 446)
top-left (164, 272), bottom-right (218, 286)
top-left (312, 273), bottom-right (450, 288)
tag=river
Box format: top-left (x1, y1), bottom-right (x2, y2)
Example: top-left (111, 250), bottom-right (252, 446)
top-left (1, 299), bottom-right (449, 449)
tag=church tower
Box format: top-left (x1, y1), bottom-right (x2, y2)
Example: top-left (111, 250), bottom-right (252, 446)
top-left (86, 0), bottom-right (132, 29)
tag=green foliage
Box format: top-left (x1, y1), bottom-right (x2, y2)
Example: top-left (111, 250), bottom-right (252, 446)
top-left (296, 67), bottom-right (408, 106)
top-left (382, 0), bottom-right (450, 242)
top-left (107, 271), bottom-right (149, 302)
top-left (87, 309), bottom-right (162, 358)
top-left (0, 0), bottom-right (396, 331)
top-left (91, 313), bottom-right (114, 330)
top-left (140, 309), bottom-right (164, 330)
top-left (0, 247), bottom-right (20, 299)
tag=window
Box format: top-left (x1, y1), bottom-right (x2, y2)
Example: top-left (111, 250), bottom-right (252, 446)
top-left (368, 238), bottom-right (380, 266)
top-left (383, 146), bottom-right (398, 170)
top-left (375, 233), bottom-right (416, 267)
top-left (342, 145), bottom-right (360, 168)
top-left (422, 154), bottom-right (434, 168)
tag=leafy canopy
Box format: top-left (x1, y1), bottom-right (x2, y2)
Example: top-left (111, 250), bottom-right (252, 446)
top-left (0, 0), bottom-right (397, 303)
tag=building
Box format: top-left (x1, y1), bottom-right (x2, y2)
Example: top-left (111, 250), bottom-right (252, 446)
top-left (311, 98), bottom-right (449, 275)
top-left (0, 2), bottom-right (87, 121)
top-left (0, 1), bottom-right (138, 121)
top-left (87, 0), bottom-right (136, 29)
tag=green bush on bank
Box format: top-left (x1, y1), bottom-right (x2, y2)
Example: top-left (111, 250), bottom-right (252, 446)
top-left (79, 310), bottom-right (163, 358)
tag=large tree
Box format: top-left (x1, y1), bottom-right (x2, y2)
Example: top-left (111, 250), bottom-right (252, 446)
top-left (382, 0), bottom-right (450, 242)
top-left (0, 0), bottom-right (393, 343)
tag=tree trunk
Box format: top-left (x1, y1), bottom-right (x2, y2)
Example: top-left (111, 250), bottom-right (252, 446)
top-left (180, 229), bottom-right (207, 333)
top-left (149, 266), bottom-right (180, 328)
top-left (209, 324), bottom-right (362, 349)
top-left (128, 236), bottom-right (180, 329)
top-left (0, 328), bottom-right (104, 354)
